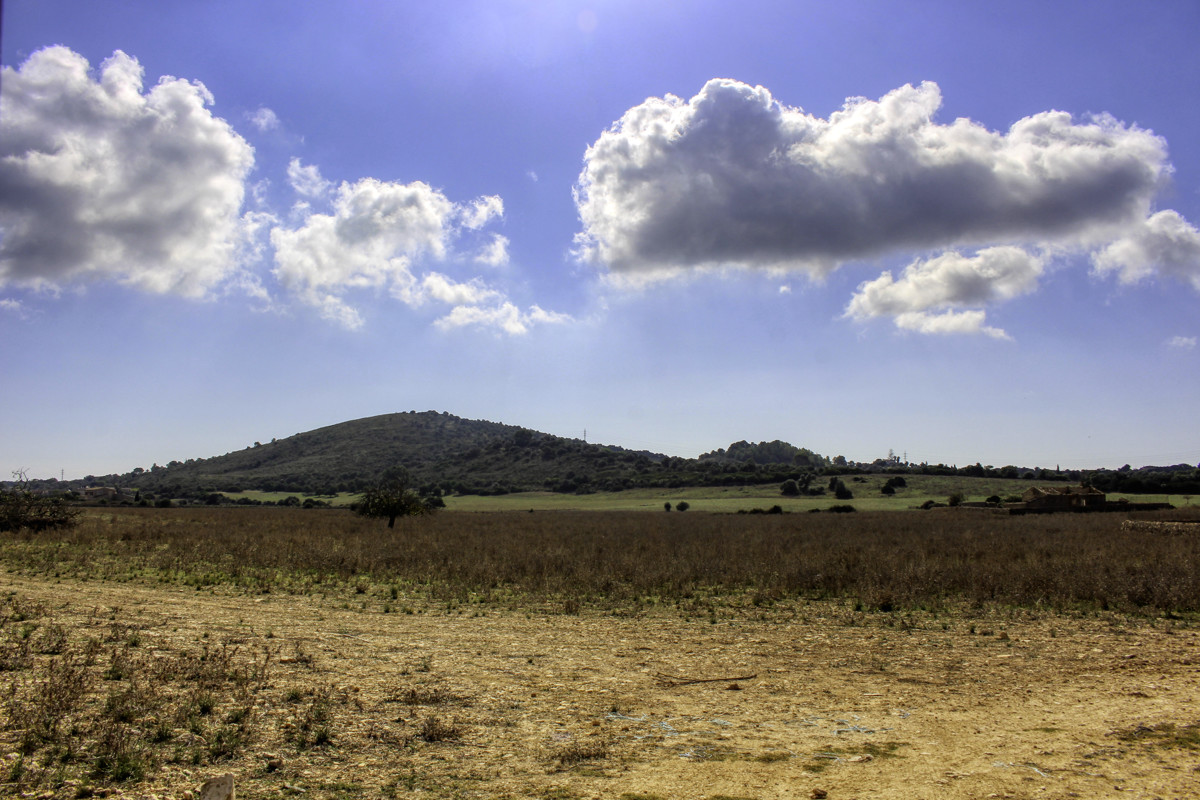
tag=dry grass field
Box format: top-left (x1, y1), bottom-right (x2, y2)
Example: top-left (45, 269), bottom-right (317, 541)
top-left (2, 508), bottom-right (1200, 799)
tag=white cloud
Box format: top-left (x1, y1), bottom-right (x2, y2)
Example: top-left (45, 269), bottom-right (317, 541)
top-left (576, 78), bottom-right (1199, 336)
top-left (895, 310), bottom-right (1011, 341)
top-left (434, 302), bottom-right (571, 336)
top-left (576, 79), bottom-right (1171, 276)
top-left (0, 47), bottom-right (255, 297)
top-left (474, 233), bottom-right (510, 267)
top-left (248, 107), bottom-right (280, 132)
top-left (1092, 210), bottom-right (1200, 290)
top-left (460, 195), bottom-right (504, 229)
top-left (421, 272), bottom-right (502, 305)
top-left (1167, 335), bottom-right (1197, 350)
top-left (286, 158), bottom-right (332, 199)
top-left (270, 176), bottom-right (565, 333)
top-left (270, 177), bottom-right (455, 318)
top-left (846, 246), bottom-right (1043, 339)
top-left (0, 298), bottom-right (29, 318)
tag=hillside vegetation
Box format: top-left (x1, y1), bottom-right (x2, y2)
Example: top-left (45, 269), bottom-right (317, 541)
top-left (17, 410), bottom-right (1199, 501)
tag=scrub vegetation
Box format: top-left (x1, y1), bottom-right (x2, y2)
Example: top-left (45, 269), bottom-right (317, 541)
top-left (3, 506), bottom-right (1199, 614)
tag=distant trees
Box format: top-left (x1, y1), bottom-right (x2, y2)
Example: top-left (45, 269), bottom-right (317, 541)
top-left (355, 468), bottom-right (438, 528)
top-left (0, 470), bottom-right (79, 533)
top-left (828, 477), bottom-right (853, 501)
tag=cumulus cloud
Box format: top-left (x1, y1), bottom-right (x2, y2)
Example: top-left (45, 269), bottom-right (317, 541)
top-left (845, 246), bottom-right (1042, 338)
top-left (576, 79), bottom-right (1171, 276)
top-left (0, 46), bottom-right (255, 297)
top-left (1092, 210), bottom-right (1200, 290)
top-left (270, 177), bottom-right (455, 326)
top-left (248, 107), bottom-right (280, 132)
top-left (475, 234), bottom-right (510, 267)
top-left (269, 177), bottom-right (562, 333)
top-left (286, 158), bottom-right (332, 199)
top-left (576, 78), bottom-right (1200, 335)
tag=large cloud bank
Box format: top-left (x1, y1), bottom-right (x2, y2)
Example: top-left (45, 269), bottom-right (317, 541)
top-left (0, 46), bottom-right (255, 296)
top-left (575, 79), bottom-right (1200, 336)
top-left (0, 47), bottom-right (565, 335)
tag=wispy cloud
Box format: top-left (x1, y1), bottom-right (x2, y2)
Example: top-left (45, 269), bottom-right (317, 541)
top-left (1166, 335), bottom-right (1196, 350)
top-left (247, 107), bottom-right (280, 132)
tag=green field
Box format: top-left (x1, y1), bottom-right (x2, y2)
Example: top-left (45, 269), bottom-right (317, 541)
top-left (219, 475), bottom-right (1193, 513)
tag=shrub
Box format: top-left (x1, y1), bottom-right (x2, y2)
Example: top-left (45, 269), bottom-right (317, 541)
top-left (674, 501), bottom-right (690, 512)
top-left (0, 472), bottom-right (79, 533)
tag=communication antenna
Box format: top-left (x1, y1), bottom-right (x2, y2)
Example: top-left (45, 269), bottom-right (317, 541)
top-left (583, 428), bottom-right (587, 443)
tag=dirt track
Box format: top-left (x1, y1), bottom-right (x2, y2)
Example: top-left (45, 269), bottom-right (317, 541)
top-left (3, 573), bottom-right (1199, 800)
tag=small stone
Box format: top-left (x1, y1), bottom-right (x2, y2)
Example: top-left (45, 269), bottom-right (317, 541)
top-left (199, 774), bottom-right (234, 800)
top-left (811, 790), bottom-right (828, 799)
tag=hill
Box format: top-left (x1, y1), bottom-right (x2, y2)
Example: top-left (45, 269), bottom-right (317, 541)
top-left (23, 411), bottom-right (1197, 501)
top-left (97, 411), bottom-right (817, 498)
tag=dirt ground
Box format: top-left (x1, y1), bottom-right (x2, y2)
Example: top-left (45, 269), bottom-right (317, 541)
top-left (3, 572), bottom-right (1199, 800)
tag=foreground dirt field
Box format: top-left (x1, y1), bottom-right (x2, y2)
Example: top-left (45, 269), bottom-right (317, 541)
top-left (2, 572), bottom-right (1199, 800)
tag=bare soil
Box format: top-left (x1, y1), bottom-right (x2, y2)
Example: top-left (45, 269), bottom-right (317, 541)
top-left (3, 572), bottom-right (1199, 800)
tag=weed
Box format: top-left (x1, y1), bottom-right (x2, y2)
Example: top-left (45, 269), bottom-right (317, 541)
top-left (553, 739), bottom-right (609, 765)
top-left (389, 685), bottom-right (469, 706)
top-left (418, 715), bottom-right (463, 743)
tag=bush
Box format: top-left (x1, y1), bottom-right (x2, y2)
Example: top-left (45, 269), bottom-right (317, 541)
top-left (0, 474), bottom-right (79, 533)
top-left (780, 479), bottom-right (800, 497)
top-left (674, 501), bottom-right (690, 512)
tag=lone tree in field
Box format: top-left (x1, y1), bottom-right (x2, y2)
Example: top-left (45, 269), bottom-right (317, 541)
top-left (355, 468), bottom-right (436, 528)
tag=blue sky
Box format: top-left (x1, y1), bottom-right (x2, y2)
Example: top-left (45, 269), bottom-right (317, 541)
top-left (3, 0), bottom-right (1199, 479)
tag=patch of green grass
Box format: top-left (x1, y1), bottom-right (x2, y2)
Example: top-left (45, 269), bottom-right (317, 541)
top-left (440, 475), bottom-right (1056, 512)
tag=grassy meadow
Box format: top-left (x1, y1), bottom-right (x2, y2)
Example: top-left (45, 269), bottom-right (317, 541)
top-left (5, 503), bottom-right (1200, 614)
top-left (217, 473), bottom-right (1197, 512)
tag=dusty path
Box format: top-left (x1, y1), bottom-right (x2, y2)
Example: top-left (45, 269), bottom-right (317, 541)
top-left (2, 572), bottom-right (1199, 800)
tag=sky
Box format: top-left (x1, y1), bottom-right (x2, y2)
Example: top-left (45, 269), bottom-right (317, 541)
top-left (2, 0), bottom-right (1199, 480)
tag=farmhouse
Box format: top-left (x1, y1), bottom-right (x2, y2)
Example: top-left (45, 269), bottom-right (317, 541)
top-left (1021, 485), bottom-right (1106, 510)
top-left (82, 486), bottom-right (135, 502)
top-left (1009, 485), bottom-right (1172, 514)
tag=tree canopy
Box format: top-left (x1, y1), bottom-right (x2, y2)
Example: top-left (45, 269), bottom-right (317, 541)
top-left (354, 468), bottom-right (437, 528)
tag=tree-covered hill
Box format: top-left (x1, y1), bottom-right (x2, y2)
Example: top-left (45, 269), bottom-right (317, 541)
top-left (93, 412), bottom-right (823, 498)
top-left (23, 411), bottom-right (1196, 501)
